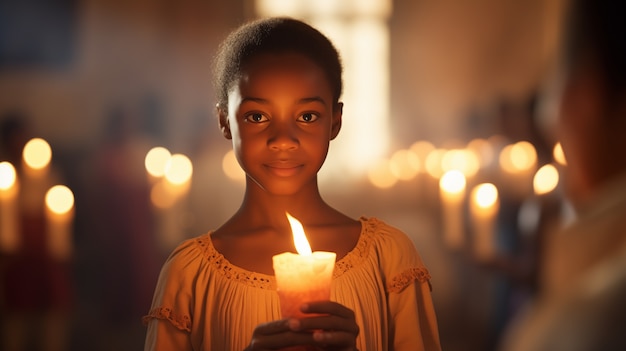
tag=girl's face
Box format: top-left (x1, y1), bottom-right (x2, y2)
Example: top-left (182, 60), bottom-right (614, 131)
top-left (220, 52), bottom-right (342, 196)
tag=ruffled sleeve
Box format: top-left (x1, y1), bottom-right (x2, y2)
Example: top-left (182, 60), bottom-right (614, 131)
top-left (143, 236), bottom-right (205, 351)
top-left (370, 219), bottom-right (442, 351)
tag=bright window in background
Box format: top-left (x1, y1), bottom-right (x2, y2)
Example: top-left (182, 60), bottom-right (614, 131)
top-left (254, 0), bottom-right (392, 180)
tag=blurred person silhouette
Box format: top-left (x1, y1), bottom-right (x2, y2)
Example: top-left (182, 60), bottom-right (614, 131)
top-left (85, 103), bottom-right (161, 350)
top-left (0, 111), bottom-right (73, 351)
top-left (499, 0), bottom-right (626, 350)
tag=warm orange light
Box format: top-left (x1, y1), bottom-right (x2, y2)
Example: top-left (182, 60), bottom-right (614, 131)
top-left (425, 149), bottom-right (445, 178)
top-left (553, 142), bottom-right (567, 166)
top-left (164, 154), bottom-right (193, 185)
top-left (45, 185), bottom-right (74, 215)
top-left (441, 149), bottom-right (479, 177)
top-left (286, 213), bottom-right (312, 256)
top-left (410, 140), bottom-right (435, 156)
top-left (367, 159), bottom-right (397, 188)
top-left (440, 170), bottom-right (466, 194)
top-left (389, 149), bottom-right (420, 180)
top-left (23, 138), bottom-right (52, 170)
top-left (145, 147), bottom-right (171, 177)
top-left (0, 162), bottom-right (16, 190)
top-left (150, 181), bottom-right (176, 209)
top-left (467, 138), bottom-right (496, 169)
top-left (222, 150), bottom-right (245, 181)
top-left (500, 141), bottom-right (537, 173)
top-left (472, 183), bottom-right (498, 209)
top-left (533, 164), bottom-right (559, 195)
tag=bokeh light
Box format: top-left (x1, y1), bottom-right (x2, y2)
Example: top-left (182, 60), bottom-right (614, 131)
top-left (164, 154), bottom-right (193, 185)
top-left (410, 140), bottom-right (435, 172)
top-left (222, 150), bottom-right (245, 181)
top-left (467, 138), bottom-right (496, 170)
top-left (389, 149), bottom-right (420, 180)
top-left (425, 148), bottom-right (446, 178)
top-left (0, 162), bottom-right (17, 190)
top-left (553, 142), bottom-right (567, 166)
top-left (533, 164), bottom-right (559, 195)
top-left (145, 147), bottom-right (172, 178)
top-left (23, 138), bottom-right (52, 170)
top-left (472, 183), bottom-right (498, 208)
top-left (368, 159), bottom-right (397, 189)
top-left (440, 170), bottom-right (466, 194)
top-left (45, 185), bottom-right (75, 215)
top-left (500, 141), bottom-right (537, 173)
top-left (441, 149), bottom-right (479, 177)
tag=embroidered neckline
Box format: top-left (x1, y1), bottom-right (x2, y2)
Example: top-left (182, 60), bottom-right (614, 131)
top-left (195, 217), bottom-right (377, 290)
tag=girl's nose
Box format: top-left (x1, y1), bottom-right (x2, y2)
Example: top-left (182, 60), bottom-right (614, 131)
top-left (268, 122), bottom-right (299, 151)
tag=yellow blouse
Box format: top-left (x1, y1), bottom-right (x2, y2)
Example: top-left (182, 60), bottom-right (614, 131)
top-left (144, 217), bottom-right (441, 351)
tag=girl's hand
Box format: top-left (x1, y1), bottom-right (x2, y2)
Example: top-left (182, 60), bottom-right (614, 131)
top-left (288, 301), bottom-right (360, 351)
top-left (245, 301), bottom-right (359, 351)
top-left (245, 318), bottom-right (311, 350)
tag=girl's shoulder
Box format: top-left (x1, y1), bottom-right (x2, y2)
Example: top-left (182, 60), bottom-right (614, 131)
top-left (359, 216), bottom-right (417, 248)
top-left (358, 217), bottom-right (432, 291)
top-left (162, 232), bottom-right (276, 289)
top-left (358, 216), bottom-right (427, 266)
top-left (161, 233), bottom-right (215, 273)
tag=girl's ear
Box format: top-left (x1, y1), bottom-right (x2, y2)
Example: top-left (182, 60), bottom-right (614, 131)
top-left (330, 102), bottom-right (343, 140)
top-left (217, 103), bottom-right (232, 140)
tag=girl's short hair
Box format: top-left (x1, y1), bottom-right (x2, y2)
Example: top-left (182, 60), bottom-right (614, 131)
top-left (213, 17), bottom-right (343, 109)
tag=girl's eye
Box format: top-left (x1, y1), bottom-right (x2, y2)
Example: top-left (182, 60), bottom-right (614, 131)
top-left (245, 113), bottom-right (268, 123)
top-left (298, 112), bottom-right (319, 123)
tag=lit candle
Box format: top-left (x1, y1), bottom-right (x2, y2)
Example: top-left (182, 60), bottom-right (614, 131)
top-left (0, 161), bottom-right (20, 253)
top-left (498, 141), bottom-right (537, 198)
top-left (273, 213), bottom-right (336, 319)
top-left (45, 185), bottom-right (74, 260)
top-left (147, 151), bottom-right (193, 251)
top-left (469, 183), bottom-right (499, 261)
top-left (22, 137), bottom-right (52, 180)
top-left (439, 170), bottom-right (466, 250)
top-left (533, 164), bottom-right (559, 196)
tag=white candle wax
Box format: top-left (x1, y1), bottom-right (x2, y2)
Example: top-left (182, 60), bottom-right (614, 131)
top-left (439, 170), bottom-right (466, 250)
top-left (470, 183), bottom-right (499, 261)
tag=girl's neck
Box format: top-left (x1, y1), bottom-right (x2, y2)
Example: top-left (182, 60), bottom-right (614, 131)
top-left (238, 186), bottom-right (330, 225)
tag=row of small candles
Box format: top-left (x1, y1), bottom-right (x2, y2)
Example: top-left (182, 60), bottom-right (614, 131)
top-left (362, 136), bottom-right (566, 261)
top-left (0, 138), bottom-right (75, 259)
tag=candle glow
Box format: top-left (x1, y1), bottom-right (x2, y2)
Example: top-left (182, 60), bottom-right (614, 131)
top-left (273, 213), bottom-right (336, 319)
top-left (470, 183), bottom-right (499, 260)
top-left (23, 138), bottom-right (52, 170)
top-left (0, 162), bottom-right (17, 190)
top-left (286, 212), bottom-right (312, 256)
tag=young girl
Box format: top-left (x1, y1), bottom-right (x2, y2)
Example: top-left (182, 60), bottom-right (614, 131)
top-left (143, 17), bottom-right (441, 351)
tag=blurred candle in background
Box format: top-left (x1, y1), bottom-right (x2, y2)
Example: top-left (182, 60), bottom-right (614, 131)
top-left (22, 137), bottom-right (52, 179)
top-left (533, 164), bottom-right (559, 196)
top-left (470, 183), bottom-right (499, 261)
top-left (440, 170), bottom-right (467, 250)
top-left (498, 141), bottom-right (537, 198)
top-left (144, 146), bottom-right (172, 184)
top-left (147, 150), bottom-right (193, 251)
top-left (45, 185), bottom-right (74, 260)
top-left (21, 138), bottom-right (53, 217)
top-left (0, 161), bottom-right (20, 253)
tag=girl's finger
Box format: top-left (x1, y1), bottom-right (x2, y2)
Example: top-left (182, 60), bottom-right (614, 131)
top-left (301, 301), bottom-right (355, 319)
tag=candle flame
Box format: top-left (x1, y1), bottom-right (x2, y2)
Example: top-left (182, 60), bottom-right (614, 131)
top-left (23, 138), bottom-right (52, 170)
top-left (533, 164), bottom-right (559, 195)
top-left (472, 183), bottom-right (498, 209)
top-left (45, 185), bottom-right (74, 215)
top-left (286, 212), bottom-right (312, 256)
